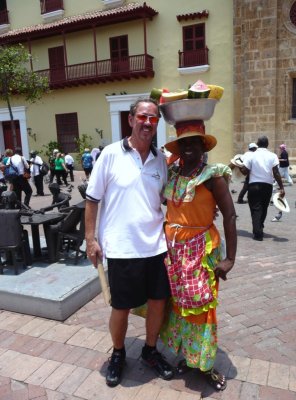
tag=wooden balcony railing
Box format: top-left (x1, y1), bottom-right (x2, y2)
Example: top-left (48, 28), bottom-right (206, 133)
top-left (36, 54), bottom-right (154, 88)
top-left (40, 0), bottom-right (64, 14)
top-left (178, 48), bottom-right (209, 68)
top-left (0, 9), bottom-right (9, 25)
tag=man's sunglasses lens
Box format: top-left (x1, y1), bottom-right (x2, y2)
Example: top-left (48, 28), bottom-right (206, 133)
top-left (136, 114), bottom-right (159, 124)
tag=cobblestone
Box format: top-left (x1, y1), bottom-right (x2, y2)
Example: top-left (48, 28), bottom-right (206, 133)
top-left (0, 177), bottom-right (295, 399)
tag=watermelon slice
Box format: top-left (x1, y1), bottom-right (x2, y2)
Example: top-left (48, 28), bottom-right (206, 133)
top-left (188, 80), bottom-right (210, 99)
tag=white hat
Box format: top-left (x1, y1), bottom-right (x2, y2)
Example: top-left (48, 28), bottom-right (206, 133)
top-left (248, 142), bottom-right (258, 150)
top-left (53, 149), bottom-right (59, 153)
top-left (272, 193), bottom-right (290, 213)
top-left (230, 154), bottom-right (244, 167)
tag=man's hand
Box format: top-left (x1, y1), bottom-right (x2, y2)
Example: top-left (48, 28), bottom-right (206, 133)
top-left (86, 238), bottom-right (102, 267)
top-left (279, 188), bottom-right (285, 198)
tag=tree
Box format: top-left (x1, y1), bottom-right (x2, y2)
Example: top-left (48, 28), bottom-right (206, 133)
top-left (0, 44), bottom-right (49, 148)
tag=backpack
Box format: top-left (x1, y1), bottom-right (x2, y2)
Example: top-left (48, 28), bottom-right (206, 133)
top-left (39, 162), bottom-right (50, 176)
top-left (4, 160), bottom-right (19, 180)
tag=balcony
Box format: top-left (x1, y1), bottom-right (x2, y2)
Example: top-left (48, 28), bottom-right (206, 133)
top-left (36, 54), bottom-right (154, 89)
top-left (41, 0), bottom-right (64, 23)
top-left (178, 48), bottom-right (210, 75)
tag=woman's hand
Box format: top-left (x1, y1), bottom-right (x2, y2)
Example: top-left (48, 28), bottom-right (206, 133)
top-left (214, 258), bottom-right (234, 281)
top-left (86, 238), bottom-right (102, 267)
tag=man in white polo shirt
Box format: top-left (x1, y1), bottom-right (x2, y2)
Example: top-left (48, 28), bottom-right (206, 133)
top-left (85, 98), bottom-right (173, 387)
top-left (241, 136), bottom-right (285, 241)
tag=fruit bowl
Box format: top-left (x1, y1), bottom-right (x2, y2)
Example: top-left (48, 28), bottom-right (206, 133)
top-left (159, 98), bottom-right (218, 125)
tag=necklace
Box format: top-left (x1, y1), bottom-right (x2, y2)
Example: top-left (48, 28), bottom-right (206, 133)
top-left (172, 161), bottom-right (204, 207)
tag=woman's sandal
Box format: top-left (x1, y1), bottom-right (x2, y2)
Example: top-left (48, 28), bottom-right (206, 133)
top-left (202, 368), bottom-right (227, 391)
top-left (175, 359), bottom-right (192, 375)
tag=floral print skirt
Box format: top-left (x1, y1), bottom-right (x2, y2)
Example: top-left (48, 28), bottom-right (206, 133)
top-left (160, 303), bottom-right (217, 371)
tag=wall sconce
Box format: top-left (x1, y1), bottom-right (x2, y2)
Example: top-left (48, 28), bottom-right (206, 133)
top-left (95, 128), bottom-right (104, 139)
top-left (27, 127), bottom-right (37, 142)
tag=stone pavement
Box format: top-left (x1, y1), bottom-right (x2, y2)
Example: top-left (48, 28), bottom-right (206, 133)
top-left (0, 173), bottom-right (296, 399)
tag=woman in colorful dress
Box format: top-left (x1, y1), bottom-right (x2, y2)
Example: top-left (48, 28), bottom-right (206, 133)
top-left (160, 120), bottom-right (237, 391)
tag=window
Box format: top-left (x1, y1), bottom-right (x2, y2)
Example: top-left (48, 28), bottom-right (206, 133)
top-left (40, 0), bottom-right (64, 14)
top-left (0, 0), bottom-right (8, 25)
top-left (183, 23), bottom-right (205, 51)
top-left (292, 78), bottom-right (296, 118)
top-left (179, 23), bottom-right (208, 68)
top-left (56, 113), bottom-right (79, 153)
top-left (290, 1), bottom-right (296, 27)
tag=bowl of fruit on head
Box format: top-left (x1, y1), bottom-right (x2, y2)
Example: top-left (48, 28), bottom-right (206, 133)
top-left (150, 80), bottom-right (224, 126)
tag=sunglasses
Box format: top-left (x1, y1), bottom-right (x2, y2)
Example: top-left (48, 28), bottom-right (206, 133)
top-left (135, 113), bottom-right (159, 124)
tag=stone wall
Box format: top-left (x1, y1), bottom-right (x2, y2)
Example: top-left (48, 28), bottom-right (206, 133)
top-left (234, 0), bottom-right (296, 163)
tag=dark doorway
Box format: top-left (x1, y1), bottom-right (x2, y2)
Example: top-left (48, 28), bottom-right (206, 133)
top-left (48, 46), bottom-right (66, 83)
top-left (2, 120), bottom-right (22, 151)
top-left (110, 35), bottom-right (129, 74)
top-left (120, 111), bottom-right (132, 139)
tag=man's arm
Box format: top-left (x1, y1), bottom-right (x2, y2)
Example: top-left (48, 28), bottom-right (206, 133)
top-left (85, 199), bottom-right (102, 267)
top-left (273, 166), bottom-right (285, 198)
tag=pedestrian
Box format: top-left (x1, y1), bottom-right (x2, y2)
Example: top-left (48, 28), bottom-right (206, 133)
top-left (30, 151), bottom-right (44, 196)
top-left (241, 135), bottom-right (285, 241)
top-left (2, 149), bottom-right (13, 190)
top-left (85, 98), bottom-right (173, 387)
top-left (3, 149), bottom-right (13, 165)
top-left (90, 147), bottom-right (100, 163)
top-left (278, 144), bottom-right (293, 186)
top-left (81, 148), bottom-right (93, 179)
top-left (64, 152), bottom-right (75, 182)
top-left (159, 120), bottom-right (237, 392)
top-left (54, 152), bottom-right (68, 186)
top-left (49, 149), bottom-right (58, 183)
top-left (236, 142), bottom-right (258, 204)
top-left (6, 147), bottom-right (32, 207)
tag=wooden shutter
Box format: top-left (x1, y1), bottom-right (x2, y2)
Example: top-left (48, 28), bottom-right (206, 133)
top-left (56, 113), bottom-right (79, 153)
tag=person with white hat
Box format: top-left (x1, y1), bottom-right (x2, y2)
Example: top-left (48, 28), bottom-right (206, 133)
top-left (236, 142), bottom-right (258, 204)
top-left (240, 136), bottom-right (285, 241)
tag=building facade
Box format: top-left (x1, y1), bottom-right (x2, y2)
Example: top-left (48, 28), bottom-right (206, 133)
top-left (234, 0), bottom-right (296, 163)
top-left (0, 0), bottom-right (233, 163)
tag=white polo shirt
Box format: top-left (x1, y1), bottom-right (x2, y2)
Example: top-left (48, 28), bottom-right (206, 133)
top-left (243, 147), bottom-right (279, 185)
top-left (86, 138), bottom-right (168, 258)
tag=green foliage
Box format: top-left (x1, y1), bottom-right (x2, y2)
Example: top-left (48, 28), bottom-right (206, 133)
top-left (0, 44), bottom-right (50, 147)
top-left (0, 44), bottom-right (49, 102)
top-left (74, 134), bottom-right (94, 162)
top-left (41, 141), bottom-right (61, 158)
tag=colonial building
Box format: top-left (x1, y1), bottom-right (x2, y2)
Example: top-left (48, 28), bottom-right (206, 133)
top-left (234, 0), bottom-right (296, 163)
top-left (0, 0), bottom-right (233, 164)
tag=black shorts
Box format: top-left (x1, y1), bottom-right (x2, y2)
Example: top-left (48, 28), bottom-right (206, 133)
top-left (107, 252), bottom-right (171, 310)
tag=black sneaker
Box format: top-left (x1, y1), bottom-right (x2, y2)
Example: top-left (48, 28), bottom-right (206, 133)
top-left (106, 350), bottom-right (126, 387)
top-left (141, 348), bottom-right (174, 380)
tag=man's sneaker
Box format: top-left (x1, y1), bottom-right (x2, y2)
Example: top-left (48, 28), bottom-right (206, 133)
top-left (141, 348), bottom-right (174, 380)
top-left (106, 350), bottom-right (126, 387)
